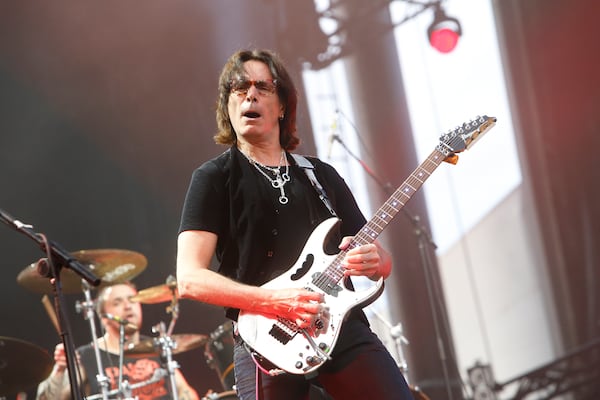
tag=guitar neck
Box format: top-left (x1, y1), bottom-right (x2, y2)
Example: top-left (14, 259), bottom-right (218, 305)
top-left (323, 148), bottom-right (446, 283)
top-left (355, 147), bottom-right (446, 245)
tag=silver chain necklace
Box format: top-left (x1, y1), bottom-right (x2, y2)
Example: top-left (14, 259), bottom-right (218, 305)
top-left (241, 149), bottom-right (290, 204)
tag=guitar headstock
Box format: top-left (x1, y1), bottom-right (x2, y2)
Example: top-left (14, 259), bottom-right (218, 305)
top-left (437, 115), bottom-right (497, 164)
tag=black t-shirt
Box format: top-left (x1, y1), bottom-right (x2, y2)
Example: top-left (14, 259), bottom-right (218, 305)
top-left (179, 147), bottom-right (366, 286)
top-left (78, 340), bottom-right (170, 400)
top-left (178, 146), bottom-right (375, 364)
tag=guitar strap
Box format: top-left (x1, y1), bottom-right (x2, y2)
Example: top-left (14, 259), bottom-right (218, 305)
top-left (291, 154), bottom-right (337, 217)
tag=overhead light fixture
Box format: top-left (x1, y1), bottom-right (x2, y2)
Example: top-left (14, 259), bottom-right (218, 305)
top-left (427, 3), bottom-right (462, 53)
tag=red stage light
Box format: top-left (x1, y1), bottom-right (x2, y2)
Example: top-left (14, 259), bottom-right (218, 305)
top-left (429, 27), bottom-right (460, 53)
top-left (427, 5), bottom-right (462, 53)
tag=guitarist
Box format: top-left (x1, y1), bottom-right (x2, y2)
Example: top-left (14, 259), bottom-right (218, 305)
top-left (176, 49), bottom-right (414, 400)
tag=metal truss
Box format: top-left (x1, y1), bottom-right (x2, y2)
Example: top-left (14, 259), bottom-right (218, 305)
top-left (305, 0), bottom-right (441, 69)
top-left (468, 338), bottom-right (600, 400)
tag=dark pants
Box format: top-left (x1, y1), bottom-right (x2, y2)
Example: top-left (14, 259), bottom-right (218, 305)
top-left (233, 320), bottom-right (414, 400)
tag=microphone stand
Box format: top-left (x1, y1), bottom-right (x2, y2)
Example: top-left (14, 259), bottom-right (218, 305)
top-left (102, 314), bottom-right (138, 400)
top-left (118, 323), bottom-right (128, 397)
top-left (0, 208), bottom-right (101, 399)
top-left (330, 136), bottom-right (458, 399)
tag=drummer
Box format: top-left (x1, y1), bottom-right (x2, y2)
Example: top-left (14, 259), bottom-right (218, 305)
top-left (35, 282), bottom-right (199, 400)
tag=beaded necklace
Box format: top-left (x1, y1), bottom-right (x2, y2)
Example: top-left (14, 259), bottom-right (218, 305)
top-left (241, 149), bottom-right (290, 204)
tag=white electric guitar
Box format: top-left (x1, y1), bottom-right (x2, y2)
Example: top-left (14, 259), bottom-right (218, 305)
top-left (237, 115), bottom-right (497, 375)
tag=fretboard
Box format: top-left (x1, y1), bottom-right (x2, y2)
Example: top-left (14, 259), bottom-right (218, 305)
top-left (316, 147), bottom-right (447, 286)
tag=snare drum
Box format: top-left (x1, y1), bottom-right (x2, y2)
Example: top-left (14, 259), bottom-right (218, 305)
top-left (205, 322), bottom-right (235, 391)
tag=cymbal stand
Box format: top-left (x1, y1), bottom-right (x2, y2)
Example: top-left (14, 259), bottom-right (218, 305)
top-left (153, 321), bottom-right (180, 400)
top-left (75, 281), bottom-right (110, 400)
top-left (117, 379), bottom-right (135, 400)
top-left (165, 275), bottom-right (179, 337)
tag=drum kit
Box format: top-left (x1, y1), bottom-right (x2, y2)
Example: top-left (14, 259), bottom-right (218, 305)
top-left (4, 248), bottom-right (429, 400)
top-left (5, 248), bottom-right (237, 400)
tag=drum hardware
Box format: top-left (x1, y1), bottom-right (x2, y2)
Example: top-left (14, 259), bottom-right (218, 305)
top-left (147, 322), bottom-right (183, 400)
top-left (2, 209), bottom-right (148, 398)
top-left (81, 276), bottom-right (198, 400)
top-left (131, 275), bottom-right (179, 337)
top-left (125, 333), bottom-right (208, 358)
top-left (201, 390), bottom-right (238, 400)
top-left (369, 309), bottom-right (410, 377)
top-left (87, 368), bottom-right (169, 400)
top-left (74, 288), bottom-right (160, 400)
top-left (17, 248), bottom-right (148, 295)
top-left (117, 311), bottom-right (136, 398)
top-left (126, 276), bottom-right (208, 359)
top-left (75, 281), bottom-right (112, 400)
top-left (74, 284), bottom-right (144, 400)
top-left (369, 309), bottom-right (431, 400)
top-left (205, 323), bottom-right (236, 392)
top-left (126, 276), bottom-right (205, 400)
top-left (0, 336), bottom-right (53, 396)
top-left (2, 208), bottom-right (109, 398)
top-left (50, 250), bottom-right (145, 400)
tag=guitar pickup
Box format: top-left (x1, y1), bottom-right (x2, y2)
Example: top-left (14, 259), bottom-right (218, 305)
top-left (312, 272), bottom-right (342, 297)
top-left (269, 325), bottom-right (292, 344)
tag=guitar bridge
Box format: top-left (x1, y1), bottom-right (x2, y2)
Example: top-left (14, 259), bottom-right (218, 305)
top-left (269, 318), bottom-right (300, 344)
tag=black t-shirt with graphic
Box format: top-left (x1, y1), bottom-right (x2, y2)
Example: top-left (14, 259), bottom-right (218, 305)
top-left (78, 340), bottom-right (170, 400)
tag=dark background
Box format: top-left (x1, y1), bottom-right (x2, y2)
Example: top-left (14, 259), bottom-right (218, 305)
top-left (1, 0), bottom-right (599, 398)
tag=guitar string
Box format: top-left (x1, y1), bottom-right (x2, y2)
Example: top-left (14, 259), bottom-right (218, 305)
top-left (313, 149), bottom-right (444, 288)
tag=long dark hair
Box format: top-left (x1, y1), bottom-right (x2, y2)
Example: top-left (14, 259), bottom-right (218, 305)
top-left (214, 49), bottom-right (300, 150)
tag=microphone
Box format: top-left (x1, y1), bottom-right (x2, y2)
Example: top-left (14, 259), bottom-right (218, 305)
top-left (327, 111), bottom-right (339, 159)
top-left (102, 313), bottom-right (138, 331)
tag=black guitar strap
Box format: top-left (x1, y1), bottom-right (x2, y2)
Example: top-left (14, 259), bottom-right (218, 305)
top-left (291, 154), bottom-right (337, 217)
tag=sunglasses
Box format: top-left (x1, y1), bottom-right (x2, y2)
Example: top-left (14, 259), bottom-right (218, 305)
top-left (229, 78), bottom-right (278, 96)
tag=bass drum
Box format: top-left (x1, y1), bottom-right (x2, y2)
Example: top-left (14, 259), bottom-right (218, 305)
top-left (202, 390), bottom-right (238, 400)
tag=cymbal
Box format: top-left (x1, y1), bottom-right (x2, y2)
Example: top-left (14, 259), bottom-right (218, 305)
top-left (130, 283), bottom-right (178, 304)
top-left (16, 248), bottom-right (148, 294)
top-left (0, 336), bottom-right (53, 395)
top-left (125, 334), bottom-right (208, 357)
